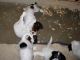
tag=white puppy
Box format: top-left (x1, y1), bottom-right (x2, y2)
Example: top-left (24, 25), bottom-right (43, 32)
top-left (68, 40), bottom-right (80, 59)
top-left (18, 33), bottom-right (34, 60)
top-left (34, 36), bottom-right (66, 60)
top-left (13, 2), bottom-right (43, 38)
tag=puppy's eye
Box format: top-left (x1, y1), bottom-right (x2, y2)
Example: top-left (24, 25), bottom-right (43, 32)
top-left (27, 36), bottom-right (32, 43)
top-left (30, 4), bottom-right (34, 9)
top-left (35, 2), bottom-right (37, 4)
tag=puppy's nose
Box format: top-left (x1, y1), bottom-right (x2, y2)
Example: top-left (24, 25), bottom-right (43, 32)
top-left (20, 42), bottom-right (27, 48)
top-left (68, 44), bottom-right (72, 51)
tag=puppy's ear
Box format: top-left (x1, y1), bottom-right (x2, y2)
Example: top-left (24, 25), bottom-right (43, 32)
top-left (27, 36), bottom-right (32, 43)
top-left (32, 21), bottom-right (43, 32)
top-left (59, 52), bottom-right (66, 60)
top-left (20, 42), bottom-right (27, 48)
top-left (30, 4), bottom-right (34, 9)
top-left (49, 51), bottom-right (58, 60)
top-left (68, 44), bottom-right (72, 51)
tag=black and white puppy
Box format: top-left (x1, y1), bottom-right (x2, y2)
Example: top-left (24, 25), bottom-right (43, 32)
top-left (18, 33), bottom-right (34, 60)
top-left (68, 40), bottom-right (80, 59)
top-left (50, 51), bottom-right (66, 60)
top-left (34, 36), bottom-right (66, 60)
top-left (13, 2), bottom-right (43, 38)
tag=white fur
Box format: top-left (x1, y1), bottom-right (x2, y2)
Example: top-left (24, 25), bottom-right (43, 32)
top-left (71, 40), bottom-right (80, 58)
top-left (18, 33), bottom-right (34, 60)
top-left (13, 3), bottom-right (43, 38)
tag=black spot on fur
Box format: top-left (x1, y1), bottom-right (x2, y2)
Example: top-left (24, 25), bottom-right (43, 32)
top-left (33, 35), bottom-right (38, 44)
top-left (68, 44), bottom-right (72, 51)
top-left (20, 42), bottom-right (27, 48)
top-left (30, 4), bottom-right (34, 9)
top-left (32, 21), bottom-right (43, 32)
top-left (75, 0), bottom-right (79, 1)
top-left (27, 36), bottom-right (32, 43)
top-left (50, 51), bottom-right (66, 60)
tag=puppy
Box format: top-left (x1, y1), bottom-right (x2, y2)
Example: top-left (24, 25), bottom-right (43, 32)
top-left (13, 2), bottom-right (43, 38)
top-left (68, 40), bottom-right (80, 59)
top-left (32, 21), bottom-right (43, 32)
top-left (34, 36), bottom-right (66, 60)
top-left (18, 33), bottom-right (34, 60)
top-left (50, 51), bottom-right (66, 60)
top-left (32, 21), bottom-right (43, 44)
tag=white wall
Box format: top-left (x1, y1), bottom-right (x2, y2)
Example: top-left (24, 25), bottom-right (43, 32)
top-left (0, 0), bottom-right (80, 4)
top-left (0, 0), bottom-right (59, 8)
top-left (0, 0), bottom-right (36, 4)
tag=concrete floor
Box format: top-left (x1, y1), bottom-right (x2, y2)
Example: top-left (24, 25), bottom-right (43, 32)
top-left (0, 2), bottom-right (80, 44)
top-left (0, 44), bottom-right (78, 60)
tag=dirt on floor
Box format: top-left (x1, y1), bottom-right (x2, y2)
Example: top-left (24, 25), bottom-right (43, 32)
top-left (0, 2), bottom-right (80, 44)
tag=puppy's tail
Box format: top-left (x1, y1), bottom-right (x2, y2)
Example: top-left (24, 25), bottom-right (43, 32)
top-left (47, 36), bottom-right (53, 48)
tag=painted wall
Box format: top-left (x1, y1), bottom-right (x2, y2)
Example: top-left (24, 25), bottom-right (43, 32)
top-left (0, 0), bottom-right (80, 10)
